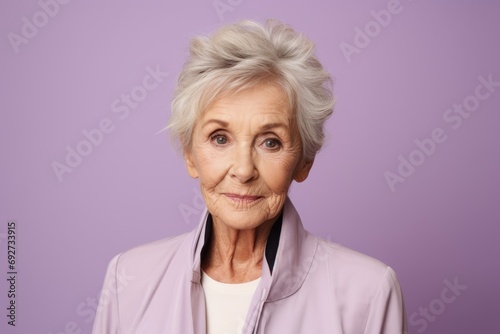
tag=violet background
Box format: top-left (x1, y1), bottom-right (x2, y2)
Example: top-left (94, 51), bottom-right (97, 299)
top-left (1, 1), bottom-right (499, 333)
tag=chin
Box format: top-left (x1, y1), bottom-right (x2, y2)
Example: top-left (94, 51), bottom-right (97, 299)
top-left (206, 195), bottom-right (285, 230)
top-left (212, 210), bottom-right (274, 231)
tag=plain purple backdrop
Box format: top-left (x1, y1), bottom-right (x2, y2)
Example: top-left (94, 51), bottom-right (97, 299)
top-left (1, 1), bottom-right (499, 333)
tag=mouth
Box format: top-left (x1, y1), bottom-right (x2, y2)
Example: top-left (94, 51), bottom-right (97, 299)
top-left (223, 193), bottom-right (263, 204)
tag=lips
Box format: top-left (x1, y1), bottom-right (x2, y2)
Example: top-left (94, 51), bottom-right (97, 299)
top-left (223, 193), bottom-right (262, 203)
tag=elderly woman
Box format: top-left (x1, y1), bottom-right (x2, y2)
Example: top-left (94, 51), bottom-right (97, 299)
top-left (93, 20), bottom-right (407, 334)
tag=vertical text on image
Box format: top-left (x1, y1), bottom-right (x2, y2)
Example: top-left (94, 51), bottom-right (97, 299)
top-left (6, 221), bottom-right (17, 327)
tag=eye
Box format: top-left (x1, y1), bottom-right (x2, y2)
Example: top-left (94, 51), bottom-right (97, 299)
top-left (263, 138), bottom-right (281, 150)
top-left (210, 133), bottom-right (228, 145)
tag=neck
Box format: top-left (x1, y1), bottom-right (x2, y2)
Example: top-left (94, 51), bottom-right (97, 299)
top-left (201, 217), bottom-right (274, 283)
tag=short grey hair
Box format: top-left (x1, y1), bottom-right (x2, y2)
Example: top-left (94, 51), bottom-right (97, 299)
top-left (167, 19), bottom-right (334, 162)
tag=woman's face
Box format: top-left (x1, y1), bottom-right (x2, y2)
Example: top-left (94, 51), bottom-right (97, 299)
top-left (185, 83), bottom-right (313, 231)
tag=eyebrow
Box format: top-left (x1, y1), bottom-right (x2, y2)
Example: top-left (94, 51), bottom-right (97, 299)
top-left (201, 119), bottom-right (229, 128)
top-left (202, 119), bottom-right (289, 131)
top-left (259, 122), bottom-right (289, 132)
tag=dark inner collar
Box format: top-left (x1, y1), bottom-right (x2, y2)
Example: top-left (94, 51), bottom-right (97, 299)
top-left (265, 212), bottom-right (283, 274)
top-left (202, 212), bottom-right (283, 275)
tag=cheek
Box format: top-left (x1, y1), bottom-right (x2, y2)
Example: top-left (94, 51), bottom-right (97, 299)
top-left (259, 155), bottom-right (298, 193)
top-left (194, 146), bottom-right (228, 187)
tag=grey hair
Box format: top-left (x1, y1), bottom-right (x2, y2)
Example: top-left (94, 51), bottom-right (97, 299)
top-left (167, 19), bottom-right (334, 162)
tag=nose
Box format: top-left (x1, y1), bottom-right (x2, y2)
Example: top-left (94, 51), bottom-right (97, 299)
top-left (230, 146), bottom-right (258, 183)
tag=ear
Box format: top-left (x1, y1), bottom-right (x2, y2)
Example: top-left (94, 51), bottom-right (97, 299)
top-left (293, 159), bottom-right (314, 183)
top-left (184, 150), bottom-right (199, 179)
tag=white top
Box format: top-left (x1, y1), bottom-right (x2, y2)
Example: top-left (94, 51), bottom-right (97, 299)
top-left (201, 271), bottom-right (261, 334)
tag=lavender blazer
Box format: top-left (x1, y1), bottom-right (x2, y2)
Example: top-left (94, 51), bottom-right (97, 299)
top-left (92, 198), bottom-right (407, 333)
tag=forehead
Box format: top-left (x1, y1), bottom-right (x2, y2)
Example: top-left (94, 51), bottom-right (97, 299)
top-left (200, 83), bottom-right (292, 124)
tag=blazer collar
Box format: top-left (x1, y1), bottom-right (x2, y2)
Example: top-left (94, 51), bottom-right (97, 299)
top-left (189, 197), bottom-right (318, 302)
